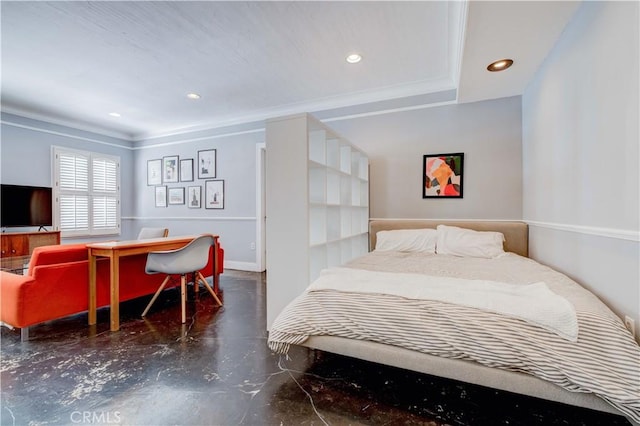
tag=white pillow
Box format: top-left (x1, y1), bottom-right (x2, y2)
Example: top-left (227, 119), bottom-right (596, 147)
top-left (375, 229), bottom-right (437, 253)
top-left (436, 225), bottom-right (505, 258)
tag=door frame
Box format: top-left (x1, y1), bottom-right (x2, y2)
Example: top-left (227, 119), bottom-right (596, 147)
top-left (255, 142), bottom-right (266, 272)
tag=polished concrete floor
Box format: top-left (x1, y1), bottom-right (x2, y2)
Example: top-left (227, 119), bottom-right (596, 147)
top-left (0, 271), bottom-right (631, 425)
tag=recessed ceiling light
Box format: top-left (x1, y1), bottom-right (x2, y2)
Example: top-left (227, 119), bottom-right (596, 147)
top-left (487, 59), bottom-right (514, 72)
top-left (108, 112), bottom-right (121, 118)
top-left (187, 93), bottom-right (201, 100)
top-left (346, 53), bottom-right (362, 64)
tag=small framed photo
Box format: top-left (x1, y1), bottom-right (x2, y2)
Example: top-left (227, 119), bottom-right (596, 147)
top-left (163, 155), bottom-right (179, 183)
top-left (168, 187), bottom-right (185, 205)
top-left (187, 186), bottom-right (201, 209)
top-left (423, 152), bottom-right (464, 198)
top-left (198, 149), bottom-right (217, 179)
top-left (155, 186), bottom-right (167, 207)
top-left (205, 180), bottom-right (224, 209)
top-left (180, 158), bottom-right (194, 182)
top-left (147, 159), bottom-right (162, 186)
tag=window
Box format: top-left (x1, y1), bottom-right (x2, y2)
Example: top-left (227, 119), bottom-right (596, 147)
top-left (53, 146), bottom-right (120, 237)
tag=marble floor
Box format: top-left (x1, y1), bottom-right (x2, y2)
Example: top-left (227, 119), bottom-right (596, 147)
top-left (0, 270), bottom-right (631, 426)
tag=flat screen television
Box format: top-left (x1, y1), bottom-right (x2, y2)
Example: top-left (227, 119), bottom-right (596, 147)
top-left (1, 184), bottom-right (53, 229)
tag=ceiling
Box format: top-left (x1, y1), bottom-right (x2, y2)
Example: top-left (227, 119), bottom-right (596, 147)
top-left (0, 1), bottom-right (580, 141)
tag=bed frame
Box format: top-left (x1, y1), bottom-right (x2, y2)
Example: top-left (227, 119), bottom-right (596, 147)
top-left (301, 219), bottom-right (622, 417)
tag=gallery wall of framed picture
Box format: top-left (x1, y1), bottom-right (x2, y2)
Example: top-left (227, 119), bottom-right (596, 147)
top-left (205, 180), bottom-right (224, 209)
top-left (180, 159), bottom-right (194, 182)
top-left (147, 149), bottom-right (224, 210)
top-left (187, 186), bottom-right (201, 208)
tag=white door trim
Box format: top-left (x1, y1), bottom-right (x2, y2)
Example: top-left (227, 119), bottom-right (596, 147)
top-left (256, 142), bottom-right (266, 272)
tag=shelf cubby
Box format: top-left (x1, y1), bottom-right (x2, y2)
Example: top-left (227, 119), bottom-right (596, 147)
top-left (359, 156), bottom-right (369, 180)
top-left (340, 206), bottom-right (352, 238)
top-left (340, 175), bottom-right (351, 205)
top-left (326, 138), bottom-right (340, 170)
top-left (309, 130), bottom-right (327, 165)
top-left (326, 206), bottom-right (341, 242)
top-left (309, 245), bottom-right (327, 283)
top-left (326, 170), bottom-right (341, 205)
top-left (309, 166), bottom-right (326, 204)
top-left (351, 177), bottom-right (361, 206)
top-left (309, 205), bottom-right (327, 245)
top-left (340, 144), bottom-right (352, 175)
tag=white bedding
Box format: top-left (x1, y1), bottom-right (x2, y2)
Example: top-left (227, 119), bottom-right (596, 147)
top-left (268, 251), bottom-right (640, 422)
top-left (309, 267), bottom-right (578, 341)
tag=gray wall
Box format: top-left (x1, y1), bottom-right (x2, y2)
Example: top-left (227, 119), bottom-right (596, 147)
top-left (522, 1), bottom-right (639, 334)
top-left (2, 96), bottom-right (524, 267)
top-left (133, 125), bottom-right (264, 268)
top-left (330, 96), bottom-right (523, 220)
top-left (0, 113), bottom-right (263, 268)
top-left (0, 113), bottom-right (135, 242)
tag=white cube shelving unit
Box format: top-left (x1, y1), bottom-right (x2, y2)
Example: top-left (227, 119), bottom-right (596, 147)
top-left (265, 113), bottom-right (369, 329)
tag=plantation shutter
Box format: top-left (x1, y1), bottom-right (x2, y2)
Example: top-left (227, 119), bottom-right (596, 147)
top-left (92, 157), bottom-right (118, 230)
top-left (53, 147), bottom-right (120, 237)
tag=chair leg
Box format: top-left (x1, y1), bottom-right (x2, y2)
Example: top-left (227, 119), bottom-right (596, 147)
top-left (197, 271), bottom-right (223, 306)
top-left (181, 274), bottom-right (187, 323)
top-left (193, 272), bottom-right (199, 294)
top-left (142, 276), bottom-right (172, 317)
top-left (20, 327), bottom-right (29, 342)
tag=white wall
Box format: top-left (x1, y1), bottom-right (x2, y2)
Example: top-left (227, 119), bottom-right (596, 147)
top-left (522, 1), bottom-right (639, 331)
top-left (330, 96), bottom-right (523, 220)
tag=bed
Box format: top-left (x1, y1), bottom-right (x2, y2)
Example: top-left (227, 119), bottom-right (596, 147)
top-left (268, 220), bottom-right (640, 424)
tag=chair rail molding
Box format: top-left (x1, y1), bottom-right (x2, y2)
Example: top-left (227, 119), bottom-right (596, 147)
top-left (525, 220), bottom-right (640, 242)
top-left (123, 216), bottom-right (256, 221)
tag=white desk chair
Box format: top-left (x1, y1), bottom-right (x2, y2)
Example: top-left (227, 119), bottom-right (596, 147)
top-left (141, 235), bottom-right (222, 322)
top-left (137, 227), bottom-right (169, 239)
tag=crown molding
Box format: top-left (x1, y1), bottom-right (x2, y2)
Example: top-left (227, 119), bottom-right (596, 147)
top-left (1, 105), bottom-right (134, 141)
top-left (1, 77), bottom-right (458, 143)
top-left (0, 119), bottom-right (134, 150)
top-left (133, 77), bottom-right (455, 141)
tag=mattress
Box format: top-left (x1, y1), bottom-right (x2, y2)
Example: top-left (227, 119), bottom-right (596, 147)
top-left (268, 250), bottom-right (640, 422)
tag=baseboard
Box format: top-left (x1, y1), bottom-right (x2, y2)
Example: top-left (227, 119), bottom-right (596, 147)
top-left (224, 261), bottom-right (262, 272)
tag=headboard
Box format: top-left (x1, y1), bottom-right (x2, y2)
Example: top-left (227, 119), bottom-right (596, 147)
top-left (369, 220), bottom-right (529, 257)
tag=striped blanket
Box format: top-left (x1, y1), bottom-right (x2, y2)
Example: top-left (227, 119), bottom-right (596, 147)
top-left (268, 251), bottom-right (640, 422)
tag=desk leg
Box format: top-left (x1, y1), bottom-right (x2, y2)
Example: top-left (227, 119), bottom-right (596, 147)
top-left (110, 252), bottom-right (120, 331)
top-left (88, 252), bottom-right (97, 325)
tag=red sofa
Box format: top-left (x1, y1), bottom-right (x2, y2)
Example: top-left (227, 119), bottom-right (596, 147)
top-left (0, 242), bottom-right (223, 340)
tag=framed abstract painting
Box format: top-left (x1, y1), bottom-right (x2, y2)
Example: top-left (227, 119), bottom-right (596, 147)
top-left (423, 152), bottom-right (464, 198)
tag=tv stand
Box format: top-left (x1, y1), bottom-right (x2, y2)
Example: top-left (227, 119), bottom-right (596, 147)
top-left (0, 231), bottom-right (60, 273)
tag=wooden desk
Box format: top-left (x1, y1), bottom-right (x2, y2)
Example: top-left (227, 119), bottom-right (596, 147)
top-left (87, 234), bottom-right (219, 331)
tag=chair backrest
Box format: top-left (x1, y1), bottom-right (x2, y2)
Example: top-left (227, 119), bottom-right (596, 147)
top-left (145, 235), bottom-right (215, 275)
top-left (137, 227), bottom-right (169, 239)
